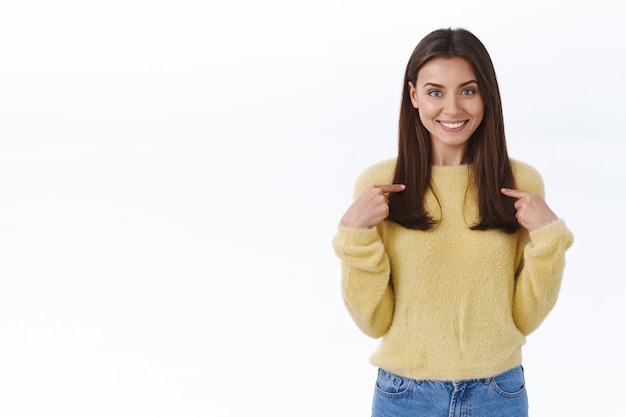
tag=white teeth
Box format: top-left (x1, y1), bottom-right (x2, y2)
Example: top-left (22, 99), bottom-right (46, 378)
top-left (440, 121), bottom-right (465, 128)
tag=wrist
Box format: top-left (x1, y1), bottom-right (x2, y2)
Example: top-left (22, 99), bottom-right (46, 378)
top-left (339, 220), bottom-right (373, 230)
top-left (340, 212), bottom-right (372, 229)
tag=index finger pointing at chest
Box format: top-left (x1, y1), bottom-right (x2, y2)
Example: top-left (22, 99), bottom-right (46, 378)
top-left (376, 184), bottom-right (406, 193)
top-left (500, 187), bottom-right (529, 199)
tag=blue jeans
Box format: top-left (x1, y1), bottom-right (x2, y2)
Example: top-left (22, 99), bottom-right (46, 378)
top-left (372, 365), bottom-right (528, 417)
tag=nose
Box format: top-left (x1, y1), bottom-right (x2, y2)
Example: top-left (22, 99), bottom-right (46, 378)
top-left (443, 95), bottom-right (461, 115)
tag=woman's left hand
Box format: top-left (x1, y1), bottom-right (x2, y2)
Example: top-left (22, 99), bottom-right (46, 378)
top-left (501, 188), bottom-right (559, 231)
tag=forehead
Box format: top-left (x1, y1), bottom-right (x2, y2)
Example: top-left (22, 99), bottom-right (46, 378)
top-left (417, 57), bottom-right (477, 84)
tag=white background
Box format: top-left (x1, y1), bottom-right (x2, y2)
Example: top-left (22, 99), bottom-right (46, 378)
top-left (1, 1), bottom-right (624, 416)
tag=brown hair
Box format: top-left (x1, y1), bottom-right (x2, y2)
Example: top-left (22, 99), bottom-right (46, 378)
top-left (388, 27), bottom-right (519, 233)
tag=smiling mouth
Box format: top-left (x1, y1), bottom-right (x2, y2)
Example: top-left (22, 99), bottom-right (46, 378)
top-left (439, 121), bottom-right (467, 129)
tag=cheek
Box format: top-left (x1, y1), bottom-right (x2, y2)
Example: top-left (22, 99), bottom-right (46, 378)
top-left (416, 109), bottom-right (432, 129)
top-left (468, 100), bottom-right (485, 124)
top-left (416, 102), bottom-right (438, 122)
top-left (417, 109), bottom-right (438, 135)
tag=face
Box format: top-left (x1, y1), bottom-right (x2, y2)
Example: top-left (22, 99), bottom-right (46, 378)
top-left (409, 57), bottom-right (484, 165)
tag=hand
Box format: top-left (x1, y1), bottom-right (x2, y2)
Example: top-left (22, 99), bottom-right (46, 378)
top-left (340, 184), bottom-right (406, 229)
top-left (500, 188), bottom-right (558, 231)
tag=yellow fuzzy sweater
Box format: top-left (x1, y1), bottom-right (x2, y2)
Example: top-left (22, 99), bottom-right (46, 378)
top-left (332, 158), bottom-right (574, 381)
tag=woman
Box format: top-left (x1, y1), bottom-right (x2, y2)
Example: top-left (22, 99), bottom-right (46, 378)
top-left (332, 28), bottom-right (574, 417)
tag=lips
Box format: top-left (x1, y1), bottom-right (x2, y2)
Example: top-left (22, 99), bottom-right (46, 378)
top-left (439, 121), bottom-right (467, 129)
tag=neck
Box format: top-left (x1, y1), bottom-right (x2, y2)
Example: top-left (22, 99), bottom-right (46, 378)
top-left (431, 153), bottom-right (465, 166)
top-left (430, 143), bottom-right (467, 166)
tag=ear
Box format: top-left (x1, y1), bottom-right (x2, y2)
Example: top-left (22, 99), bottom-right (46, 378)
top-left (408, 81), bottom-right (419, 109)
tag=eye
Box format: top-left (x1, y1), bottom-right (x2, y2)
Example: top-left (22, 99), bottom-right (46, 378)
top-left (428, 90), bottom-right (442, 97)
top-left (461, 88), bottom-right (476, 95)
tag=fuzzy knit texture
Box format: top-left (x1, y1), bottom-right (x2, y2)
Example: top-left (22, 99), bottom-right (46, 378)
top-left (332, 158), bottom-right (574, 381)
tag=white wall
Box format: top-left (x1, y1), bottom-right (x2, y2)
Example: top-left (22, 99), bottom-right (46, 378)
top-left (1, 1), bottom-right (623, 416)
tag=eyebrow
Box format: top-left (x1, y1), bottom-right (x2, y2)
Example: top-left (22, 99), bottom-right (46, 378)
top-left (422, 80), bottom-right (479, 89)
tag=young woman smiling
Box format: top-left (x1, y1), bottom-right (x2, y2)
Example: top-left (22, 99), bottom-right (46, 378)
top-left (332, 28), bottom-right (574, 417)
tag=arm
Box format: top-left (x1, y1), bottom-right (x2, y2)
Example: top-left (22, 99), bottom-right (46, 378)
top-left (332, 166), bottom-right (404, 338)
top-left (501, 180), bottom-right (574, 335)
top-left (511, 220), bottom-right (574, 335)
top-left (332, 226), bottom-right (395, 338)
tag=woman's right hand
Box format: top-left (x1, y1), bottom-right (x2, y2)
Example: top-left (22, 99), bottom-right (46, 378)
top-left (339, 184), bottom-right (405, 229)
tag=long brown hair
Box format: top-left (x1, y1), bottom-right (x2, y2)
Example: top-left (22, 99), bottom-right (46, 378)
top-left (388, 27), bottom-right (519, 233)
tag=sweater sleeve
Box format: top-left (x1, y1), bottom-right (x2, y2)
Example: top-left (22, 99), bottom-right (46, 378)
top-left (331, 160), bottom-right (396, 338)
top-left (511, 163), bottom-right (574, 335)
top-left (332, 226), bottom-right (394, 338)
